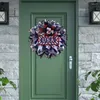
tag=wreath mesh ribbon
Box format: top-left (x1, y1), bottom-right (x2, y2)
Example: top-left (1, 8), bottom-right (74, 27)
top-left (29, 19), bottom-right (67, 58)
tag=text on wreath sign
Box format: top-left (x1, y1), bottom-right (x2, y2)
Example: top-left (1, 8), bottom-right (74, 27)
top-left (38, 35), bottom-right (60, 46)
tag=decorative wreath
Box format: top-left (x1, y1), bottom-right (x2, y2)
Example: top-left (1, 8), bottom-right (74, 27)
top-left (29, 19), bottom-right (67, 58)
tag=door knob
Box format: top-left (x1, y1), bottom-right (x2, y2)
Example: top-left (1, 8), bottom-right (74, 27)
top-left (69, 56), bottom-right (73, 69)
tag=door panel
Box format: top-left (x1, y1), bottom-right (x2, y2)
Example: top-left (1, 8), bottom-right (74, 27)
top-left (19, 2), bottom-right (76, 100)
top-left (31, 13), bottom-right (66, 99)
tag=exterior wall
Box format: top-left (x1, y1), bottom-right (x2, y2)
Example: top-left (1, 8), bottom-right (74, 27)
top-left (79, 0), bottom-right (100, 100)
top-left (0, 0), bottom-right (100, 100)
top-left (0, 0), bottom-right (19, 100)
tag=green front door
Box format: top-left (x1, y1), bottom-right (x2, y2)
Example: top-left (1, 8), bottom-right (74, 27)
top-left (19, 0), bottom-right (77, 100)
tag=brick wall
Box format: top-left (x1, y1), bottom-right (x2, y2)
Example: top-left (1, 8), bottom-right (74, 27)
top-left (0, 0), bottom-right (19, 100)
top-left (0, 0), bottom-right (100, 100)
top-left (79, 0), bottom-right (100, 100)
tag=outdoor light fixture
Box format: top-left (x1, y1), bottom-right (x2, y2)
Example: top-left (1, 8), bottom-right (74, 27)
top-left (89, 2), bottom-right (100, 24)
top-left (0, 2), bottom-right (9, 25)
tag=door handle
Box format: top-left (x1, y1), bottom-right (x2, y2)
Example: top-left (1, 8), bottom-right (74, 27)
top-left (69, 56), bottom-right (73, 69)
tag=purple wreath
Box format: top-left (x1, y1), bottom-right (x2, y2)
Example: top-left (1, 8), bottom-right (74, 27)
top-left (29, 19), bottom-right (67, 58)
